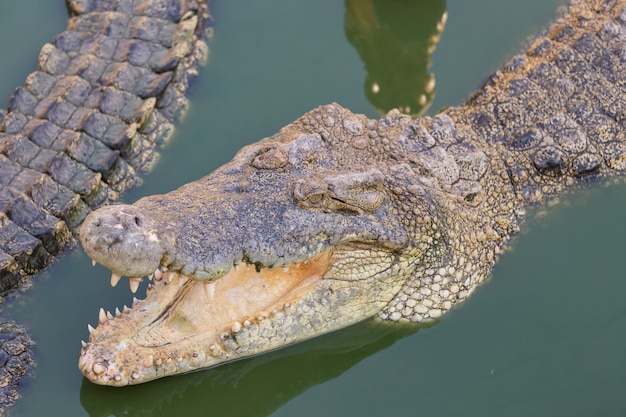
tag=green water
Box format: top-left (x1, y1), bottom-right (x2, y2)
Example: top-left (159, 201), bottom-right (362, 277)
top-left (2, 0), bottom-right (626, 415)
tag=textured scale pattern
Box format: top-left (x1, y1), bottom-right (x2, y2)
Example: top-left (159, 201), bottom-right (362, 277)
top-left (0, 0), bottom-right (211, 410)
top-left (0, 0), bottom-right (210, 291)
top-left (386, 0), bottom-right (626, 321)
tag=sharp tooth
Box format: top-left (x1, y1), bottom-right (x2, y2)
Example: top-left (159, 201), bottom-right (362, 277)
top-left (106, 311), bottom-right (114, 320)
top-left (148, 273), bottom-right (154, 281)
top-left (88, 324), bottom-right (95, 334)
top-left (283, 266), bottom-right (289, 272)
top-left (132, 297), bottom-right (139, 307)
top-left (234, 264), bottom-right (240, 271)
top-left (110, 273), bottom-right (122, 287)
top-left (231, 321), bottom-right (242, 333)
top-left (92, 259), bottom-right (97, 267)
top-left (81, 340), bottom-right (87, 348)
top-left (203, 281), bottom-right (215, 300)
top-left (93, 363), bottom-right (105, 375)
top-left (154, 269), bottom-right (163, 281)
top-left (129, 277), bottom-right (142, 293)
top-left (98, 308), bottom-right (107, 325)
top-left (115, 307), bottom-right (122, 317)
top-left (142, 355), bottom-right (154, 368)
top-left (123, 305), bottom-right (131, 313)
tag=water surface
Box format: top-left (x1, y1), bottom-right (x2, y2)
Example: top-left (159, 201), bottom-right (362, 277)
top-left (3, 0), bottom-right (626, 416)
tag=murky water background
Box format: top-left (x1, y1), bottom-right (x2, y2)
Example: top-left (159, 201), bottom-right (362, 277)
top-left (2, 0), bottom-right (626, 415)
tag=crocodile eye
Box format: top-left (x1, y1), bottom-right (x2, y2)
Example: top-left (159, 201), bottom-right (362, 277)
top-left (307, 193), bottom-right (324, 205)
top-left (293, 179), bottom-right (328, 209)
top-left (294, 170), bottom-right (386, 213)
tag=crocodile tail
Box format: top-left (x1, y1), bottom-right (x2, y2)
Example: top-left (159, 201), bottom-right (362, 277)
top-left (0, 0), bottom-right (211, 291)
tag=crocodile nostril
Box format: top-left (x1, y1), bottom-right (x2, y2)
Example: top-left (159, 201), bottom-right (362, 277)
top-left (134, 216), bottom-right (142, 227)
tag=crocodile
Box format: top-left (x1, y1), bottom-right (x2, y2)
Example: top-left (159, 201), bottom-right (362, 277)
top-left (0, 0), bottom-right (211, 410)
top-left (78, 0), bottom-right (626, 386)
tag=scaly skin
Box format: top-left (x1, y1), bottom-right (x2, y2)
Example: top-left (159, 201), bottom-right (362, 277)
top-left (79, 0), bottom-right (626, 386)
top-left (0, 0), bottom-right (211, 411)
top-left (0, 0), bottom-right (210, 291)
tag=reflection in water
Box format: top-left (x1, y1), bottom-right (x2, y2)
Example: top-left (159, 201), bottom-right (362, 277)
top-left (345, 0), bottom-right (447, 116)
top-left (80, 319), bottom-right (420, 417)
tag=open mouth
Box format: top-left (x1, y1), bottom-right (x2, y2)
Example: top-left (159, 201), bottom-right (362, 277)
top-left (79, 250), bottom-right (333, 386)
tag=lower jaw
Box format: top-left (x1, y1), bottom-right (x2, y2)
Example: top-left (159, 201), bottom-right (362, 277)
top-left (79, 331), bottom-right (230, 386)
top-left (80, 251), bottom-right (333, 386)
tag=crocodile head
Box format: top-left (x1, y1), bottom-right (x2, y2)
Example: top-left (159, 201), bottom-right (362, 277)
top-left (78, 103), bottom-right (452, 386)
